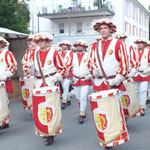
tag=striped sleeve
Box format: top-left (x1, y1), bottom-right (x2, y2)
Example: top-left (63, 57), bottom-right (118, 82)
top-left (87, 42), bottom-right (97, 75)
top-left (129, 46), bottom-right (139, 69)
top-left (66, 53), bottom-right (73, 72)
top-left (115, 40), bottom-right (128, 76)
top-left (5, 51), bottom-right (17, 74)
top-left (53, 50), bottom-right (66, 76)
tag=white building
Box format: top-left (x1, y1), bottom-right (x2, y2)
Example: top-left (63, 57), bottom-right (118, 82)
top-left (25, 0), bottom-right (150, 47)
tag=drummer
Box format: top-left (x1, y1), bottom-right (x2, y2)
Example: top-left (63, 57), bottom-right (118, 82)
top-left (67, 40), bottom-right (92, 123)
top-left (26, 32), bottom-right (66, 145)
top-left (21, 34), bottom-right (38, 76)
top-left (88, 18), bottom-right (128, 150)
top-left (58, 40), bottom-right (73, 109)
top-left (133, 39), bottom-right (150, 116)
top-left (116, 33), bottom-right (139, 78)
top-left (0, 36), bottom-right (17, 129)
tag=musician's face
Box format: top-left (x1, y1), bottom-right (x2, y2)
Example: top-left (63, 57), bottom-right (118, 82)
top-left (76, 45), bottom-right (85, 51)
top-left (61, 44), bottom-right (67, 50)
top-left (99, 24), bottom-right (112, 39)
top-left (38, 39), bottom-right (48, 49)
top-left (137, 43), bottom-right (145, 50)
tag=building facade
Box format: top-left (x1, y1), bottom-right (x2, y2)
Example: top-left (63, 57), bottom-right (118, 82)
top-left (24, 0), bottom-right (150, 47)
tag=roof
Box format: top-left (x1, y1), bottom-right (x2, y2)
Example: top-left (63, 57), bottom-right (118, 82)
top-left (0, 27), bottom-right (28, 39)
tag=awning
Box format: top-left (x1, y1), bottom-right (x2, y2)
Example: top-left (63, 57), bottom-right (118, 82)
top-left (0, 27), bottom-right (28, 39)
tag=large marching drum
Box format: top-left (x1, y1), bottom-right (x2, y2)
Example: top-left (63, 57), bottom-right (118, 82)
top-left (32, 86), bottom-right (62, 136)
top-left (20, 75), bottom-right (35, 110)
top-left (0, 82), bottom-right (10, 126)
top-left (89, 89), bottom-right (129, 147)
top-left (120, 79), bottom-right (141, 118)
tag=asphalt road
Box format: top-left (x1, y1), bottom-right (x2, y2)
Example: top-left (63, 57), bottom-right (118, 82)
top-left (0, 97), bottom-right (150, 150)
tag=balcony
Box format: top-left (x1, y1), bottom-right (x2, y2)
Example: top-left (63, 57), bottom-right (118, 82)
top-left (38, 1), bottom-right (114, 19)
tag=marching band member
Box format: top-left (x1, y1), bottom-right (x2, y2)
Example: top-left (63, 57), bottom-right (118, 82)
top-left (133, 39), bottom-right (150, 116)
top-left (26, 32), bottom-right (66, 145)
top-left (59, 40), bottom-right (73, 109)
top-left (116, 33), bottom-right (139, 77)
top-left (21, 34), bottom-right (38, 76)
top-left (88, 18), bottom-right (128, 150)
top-left (67, 40), bottom-right (92, 123)
top-left (0, 36), bottom-right (17, 129)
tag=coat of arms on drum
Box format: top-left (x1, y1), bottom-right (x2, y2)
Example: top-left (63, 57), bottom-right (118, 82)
top-left (93, 108), bottom-right (110, 132)
top-left (21, 85), bottom-right (31, 101)
top-left (120, 91), bottom-right (132, 109)
top-left (38, 102), bottom-right (55, 125)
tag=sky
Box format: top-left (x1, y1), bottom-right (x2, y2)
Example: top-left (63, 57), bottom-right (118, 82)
top-left (138, 0), bottom-right (150, 10)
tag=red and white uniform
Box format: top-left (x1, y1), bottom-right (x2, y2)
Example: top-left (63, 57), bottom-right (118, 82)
top-left (67, 51), bottom-right (92, 114)
top-left (126, 44), bottom-right (139, 71)
top-left (59, 50), bottom-right (73, 102)
top-left (0, 50), bottom-right (17, 93)
top-left (88, 37), bottom-right (128, 91)
top-left (28, 47), bottom-right (66, 88)
top-left (134, 48), bottom-right (150, 109)
top-left (21, 48), bottom-right (36, 74)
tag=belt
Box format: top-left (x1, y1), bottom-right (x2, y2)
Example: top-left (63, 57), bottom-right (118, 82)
top-left (97, 75), bottom-right (115, 79)
top-left (74, 75), bottom-right (85, 79)
top-left (36, 72), bottom-right (56, 79)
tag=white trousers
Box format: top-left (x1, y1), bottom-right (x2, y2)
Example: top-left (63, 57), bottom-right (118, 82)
top-left (62, 78), bottom-right (71, 101)
top-left (135, 81), bottom-right (148, 109)
top-left (74, 85), bottom-right (89, 112)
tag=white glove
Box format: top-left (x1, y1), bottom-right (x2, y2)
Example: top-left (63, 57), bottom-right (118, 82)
top-left (50, 76), bottom-right (58, 83)
top-left (27, 60), bottom-right (34, 75)
top-left (142, 67), bottom-right (150, 75)
top-left (93, 67), bottom-right (100, 78)
top-left (107, 79), bottom-right (115, 86)
top-left (0, 74), bottom-right (7, 81)
top-left (0, 71), bottom-right (13, 81)
top-left (128, 68), bottom-right (137, 78)
top-left (50, 73), bottom-right (63, 83)
top-left (113, 74), bottom-right (125, 86)
top-left (84, 74), bottom-right (92, 81)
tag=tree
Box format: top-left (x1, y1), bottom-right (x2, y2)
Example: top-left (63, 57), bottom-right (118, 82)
top-left (0, 0), bottom-right (30, 33)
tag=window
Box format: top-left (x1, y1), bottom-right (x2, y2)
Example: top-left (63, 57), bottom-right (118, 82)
top-left (77, 22), bottom-right (82, 33)
top-left (125, 21), bottom-right (130, 34)
top-left (59, 23), bottom-right (64, 34)
top-left (139, 29), bottom-right (142, 37)
top-left (133, 25), bottom-right (136, 36)
top-left (125, 0), bottom-right (131, 17)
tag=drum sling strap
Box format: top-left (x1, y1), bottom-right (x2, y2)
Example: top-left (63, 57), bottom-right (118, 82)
top-left (36, 50), bottom-right (47, 87)
top-left (96, 42), bottom-right (110, 89)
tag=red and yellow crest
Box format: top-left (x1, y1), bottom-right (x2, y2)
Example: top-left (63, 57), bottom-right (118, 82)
top-left (47, 60), bottom-right (52, 65)
top-left (0, 58), bottom-right (3, 63)
top-left (121, 94), bottom-right (131, 108)
top-left (22, 85), bottom-right (31, 101)
top-left (108, 49), bottom-right (113, 55)
top-left (38, 102), bottom-right (55, 125)
top-left (93, 108), bottom-right (110, 132)
top-left (39, 107), bottom-right (53, 124)
top-left (95, 113), bottom-right (107, 131)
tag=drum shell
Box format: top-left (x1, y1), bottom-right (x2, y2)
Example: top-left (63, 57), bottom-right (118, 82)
top-left (89, 89), bottom-right (128, 145)
top-left (0, 82), bottom-right (10, 125)
top-left (121, 79), bottom-right (141, 118)
top-left (32, 86), bottom-right (62, 136)
top-left (20, 76), bottom-right (35, 110)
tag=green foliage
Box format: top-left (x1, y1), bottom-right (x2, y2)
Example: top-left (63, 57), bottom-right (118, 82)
top-left (0, 0), bottom-right (30, 33)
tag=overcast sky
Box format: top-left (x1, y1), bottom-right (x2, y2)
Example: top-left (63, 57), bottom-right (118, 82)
top-left (138, 0), bottom-right (150, 10)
